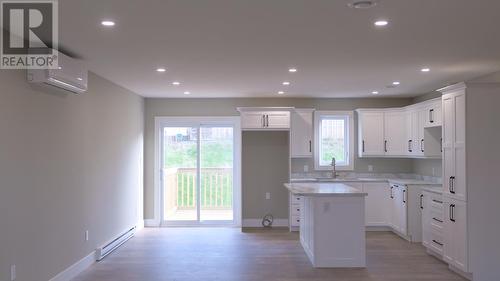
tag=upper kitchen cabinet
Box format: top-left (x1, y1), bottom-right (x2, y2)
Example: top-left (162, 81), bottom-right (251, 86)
top-left (357, 97), bottom-right (442, 159)
top-left (440, 87), bottom-right (467, 201)
top-left (384, 110), bottom-right (409, 156)
top-left (291, 109), bottom-right (314, 158)
top-left (357, 110), bottom-right (385, 157)
top-left (424, 100), bottom-right (442, 127)
top-left (237, 107), bottom-right (292, 130)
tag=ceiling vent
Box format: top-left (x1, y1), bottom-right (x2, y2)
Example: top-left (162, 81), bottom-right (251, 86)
top-left (347, 0), bottom-right (379, 9)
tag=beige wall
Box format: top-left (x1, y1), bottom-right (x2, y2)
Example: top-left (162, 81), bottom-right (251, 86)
top-left (242, 131), bottom-right (290, 219)
top-left (144, 97), bottom-right (413, 219)
top-left (0, 70), bottom-right (144, 281)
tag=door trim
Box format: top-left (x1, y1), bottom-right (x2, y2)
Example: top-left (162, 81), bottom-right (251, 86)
top-left (154, 116), bottom-right (242, 227)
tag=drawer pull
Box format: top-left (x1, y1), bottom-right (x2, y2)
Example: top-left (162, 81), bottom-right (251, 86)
top-left (432, 217), bottom-right (443, 223)
top-left (432, 199), bottom-right (443, 204)
top-left (432, 239), bottom-right (443, 246)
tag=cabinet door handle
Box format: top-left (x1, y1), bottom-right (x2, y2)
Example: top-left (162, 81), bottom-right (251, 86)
top-left (362, 140), bottom-right (365, 152)
top-left (420, 194), bottom-right (424, 209)
top-left (440, 138), bottom-right (443, 153)
top-left (384, 140), bottom-right (388, 152)
top-left (432, 239), bottom-right (443, 246)
top-left (408, 140), bottom-right (412, 152)
top-left (390, 186), bottom-right (394, 199)
top-left (432, 217), bottom-right (443, 223)
top-left (266, 114), bottom-right (269, 127)
top-left (449, 176), bottom-right (455, 194)
top-left (450, 204), bottom-right (455, 222)
top-left (421, 139), bottom-right (424, 152)
top-left (403, 189), bottom-right (406, 203)
top-left (309, 140), bottom-right (312, 152)
top-left (262, 115), bottom-right (265, 127)
top-left (429, 109), bottom-right (434, 123)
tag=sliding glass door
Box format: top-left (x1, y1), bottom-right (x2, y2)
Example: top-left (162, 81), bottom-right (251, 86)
top-left (159, 117), bottom-right (240, 226)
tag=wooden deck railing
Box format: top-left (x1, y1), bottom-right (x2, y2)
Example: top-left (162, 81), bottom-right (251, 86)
top-left (163, 168), bottom-right (233, 209)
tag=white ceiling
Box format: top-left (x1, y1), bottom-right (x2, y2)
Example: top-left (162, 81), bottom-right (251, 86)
top-left (59, 0), bottom-right (500, 98)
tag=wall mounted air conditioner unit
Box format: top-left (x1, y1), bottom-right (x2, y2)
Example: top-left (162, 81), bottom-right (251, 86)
top-left (27, 52), bottom-right (88, 94)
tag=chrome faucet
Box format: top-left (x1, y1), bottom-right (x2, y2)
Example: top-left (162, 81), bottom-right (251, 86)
top-left (331, 157), bottom-right (338, 179)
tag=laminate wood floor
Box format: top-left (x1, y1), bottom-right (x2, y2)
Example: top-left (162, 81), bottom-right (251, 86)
top-left (73, 228), bottom-right (466, 281)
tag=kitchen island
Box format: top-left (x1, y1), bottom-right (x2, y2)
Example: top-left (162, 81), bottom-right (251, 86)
top-left (284, 182), bottom-right (367, 268)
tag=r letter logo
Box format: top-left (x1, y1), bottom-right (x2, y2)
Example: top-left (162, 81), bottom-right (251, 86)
top-left (1, 0), bottom-right (58, 69)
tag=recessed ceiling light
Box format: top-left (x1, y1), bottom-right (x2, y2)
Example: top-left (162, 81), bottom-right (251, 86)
top-left (282, 81), bottom-right (290, 86)
top-left (374, 20), bottom-right (389, 27)
top-left (101, 20), bottom-right (115, 27)
top-left (372, 91), bottom-right (379, 95)
top-left (348, 0), bottom-right (378, 9)
top-left (156, 68), bottom-right (166, 72)
top-left (421, 68), bottom-right (430, 72)
top-left (172, 81), bottom-right (180, 86)
top-left (278, 91), bottom-right (285, 95)
top-left (392, 81), bottom-right (400, 85)
top-left (183, 91), bottom-right (190, 95)
top-left (288, 68), bottom-right (297, 73)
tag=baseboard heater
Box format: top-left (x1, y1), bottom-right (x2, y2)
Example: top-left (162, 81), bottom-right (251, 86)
top-left (96, 226), bottom-right (136, 261)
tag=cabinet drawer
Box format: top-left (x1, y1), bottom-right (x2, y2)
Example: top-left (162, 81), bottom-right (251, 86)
top-left (291, 215), bottom-right (301, 226)
top-left (291, 205), bottom-right (301, 216)
top-left (428, 231), bottom-right (444, 255)
top-left (430, 197), bottom-right (444, 211)
top-left (292, 195), bottom-right (303, 204)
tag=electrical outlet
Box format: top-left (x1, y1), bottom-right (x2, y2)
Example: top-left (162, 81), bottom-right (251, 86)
top-left (85, 230), bottom-right (89, 241)
top-left (368, 165), bottom-right (374, 172)
top-left (432, 167), bottom-right (436, 176)
top-left (265, 192), bottom-right (271, 200)
top-left (11, 265), bottom-right (16, 281)
top-left (303, 165), bottom-right (309, 172)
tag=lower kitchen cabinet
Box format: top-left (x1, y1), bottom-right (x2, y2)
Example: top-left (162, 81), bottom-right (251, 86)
top-left (390, 184), bottom-right (407, 236)
top-left (362, 182), bottom-right (391, 226)
top-left (422, 190), bottom-right (445, 255)
top-left (443, 197), bottom-right (469, 272)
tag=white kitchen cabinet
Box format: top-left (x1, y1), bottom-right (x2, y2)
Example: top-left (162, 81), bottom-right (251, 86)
top-left (424, 100), bottom-right (442, 127)
top-left (362, 182), bottom-right (391, 227)
top-left (443, 197), bottom-right (468, 272)
top-left (384, 110), bottom-right (408, 156)
top-left (422, 190), bottom-right (445, 255)
top-left (291, 109), bottom-right (314, 158)
top-left (357, 97), bottom-right (442, 159)
top-left (389, 184), bottom-right (407, 236)
top-left (442, 91), bottom-right (466, 201)
top-left (238, 108), bottom-right (291, 130)
top-left (357, 110), bottom-right (385, 156)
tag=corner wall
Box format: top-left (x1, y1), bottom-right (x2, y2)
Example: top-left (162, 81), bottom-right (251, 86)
top-left (0, 70), bottom-right (144, 281)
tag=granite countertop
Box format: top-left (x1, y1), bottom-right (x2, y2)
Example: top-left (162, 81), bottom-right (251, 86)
top-left (387, 179), bottom-right (441, 185)
top-left (284, 182), bottom-right (368, 197)
top-left (421, 186), bottom-right (443, 194)
top-left (290, 177), bottom-right (441, 186)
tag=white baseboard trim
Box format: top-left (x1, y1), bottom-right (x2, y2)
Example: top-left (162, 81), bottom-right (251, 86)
top-left (366, 225), bottom-right (392, 231)
top-left (49, 251), bottom-right (96, 281)
top-left (144, 219), bottom-right (160, 227)
top-left (242, 218), bottom-right (289, 227)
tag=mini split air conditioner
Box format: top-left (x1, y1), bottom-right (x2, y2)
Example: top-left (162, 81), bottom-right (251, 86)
top-left (27, 51), bottom-right (88, 94)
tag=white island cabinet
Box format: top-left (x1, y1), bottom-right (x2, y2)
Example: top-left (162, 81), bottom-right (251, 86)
top-left (284, 182), bottom-right (367, 268)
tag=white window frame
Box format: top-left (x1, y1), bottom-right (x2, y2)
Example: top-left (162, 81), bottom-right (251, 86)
top-left (314, 111), bottom-right (354, 171)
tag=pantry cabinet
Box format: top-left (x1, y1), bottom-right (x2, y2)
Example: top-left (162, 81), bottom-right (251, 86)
top-left (443, 197), bottom-right (468, 272)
